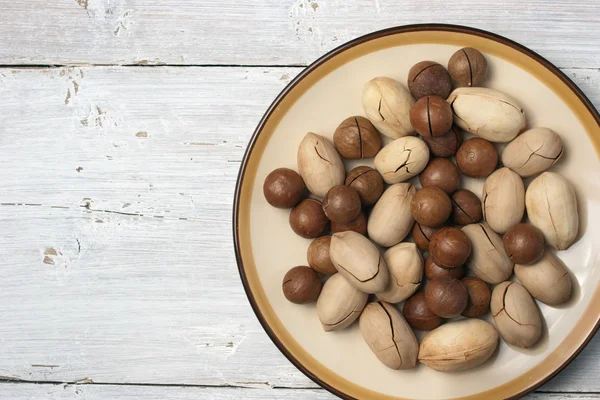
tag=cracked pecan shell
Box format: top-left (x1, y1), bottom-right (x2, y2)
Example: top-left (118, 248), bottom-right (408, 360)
top-left (514, 251), bottom-right (572, 306)
top-left (360, 301), bottom-right (419, 370)
top-left (367, 183), bottom-right (415, 247)
top-left (317, 273), bottom-right (368, 332)
top-left (374, 136), bottom-right (430, 184)
top-left (362, 77), bottom-right (415, 139)
top-left (376, 243), bottom-right (423, 304)
top-left (447, 87), bottom-right (526, 142)
top-left (297, 132), bottom-right (345, 198)
top-left (419, 319), bottom-right (498, 372)
top-left (501, 128), bottom-right (563, 177)
top-left (329, 231), bottom-right (389, 293)
top-left (482, 167), bottom-right (525, 234)
top-left (526, 172), bottom-right (578, 250)
top-left (462, 223), bottom-right (514, 284)
top-left (491, 281), bottom-right (542, 349)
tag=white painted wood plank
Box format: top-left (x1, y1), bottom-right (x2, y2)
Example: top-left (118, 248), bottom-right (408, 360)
top-left (526, 396), bottom-right (600, 400)
top-left (0, 207), bottom-right (315, 387)
top-left (0, 383), bottom-right (598, 400)
top-left (0, 66), bottom-right (315, 388)
top-left (0, 384), bottom-right (339, 399)
top-left (1, 0), bottom-right (600, 68)
top-left (0, 66), bottom-right (598, 393)
top-left (0, 66), bottom-right (302, 217)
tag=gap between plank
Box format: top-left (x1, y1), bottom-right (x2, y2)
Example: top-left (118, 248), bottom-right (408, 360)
top-left (0, 378), bottom-right (597, 396)
top-left (0, 378), bottom-right (313, 390)
top-left (0, 202), bottom-right (197, 222)
top-left (0, 63), bottom-right (307, 69)
top-left (0, 64), bottom-right (597, 70)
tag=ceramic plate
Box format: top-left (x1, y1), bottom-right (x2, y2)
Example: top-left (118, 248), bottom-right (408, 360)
top-left (233, 24), bottom-right (600, 399)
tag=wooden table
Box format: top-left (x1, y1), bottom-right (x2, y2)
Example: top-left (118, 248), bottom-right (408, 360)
top-left (0, 1), bottom-right (598, 399)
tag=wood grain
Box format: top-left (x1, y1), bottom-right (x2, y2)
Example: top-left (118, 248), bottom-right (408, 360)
top-left (0, 383), bottom-right (598, 400)
top-left (0, 66), bottom-right (598, 396)
top-left (0, 66), bottom-right (312, 388)
top-left (1, 0), bottom-right (599, 67)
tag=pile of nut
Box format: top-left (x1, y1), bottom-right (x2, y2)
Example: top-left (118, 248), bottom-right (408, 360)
top-left (264, 47), bottom-right (577, 372)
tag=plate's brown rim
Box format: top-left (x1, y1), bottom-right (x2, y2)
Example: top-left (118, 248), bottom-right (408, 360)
top-left (232, 23), bottom-right (600, 400)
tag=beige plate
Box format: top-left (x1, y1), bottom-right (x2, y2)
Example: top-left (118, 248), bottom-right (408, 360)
top-left (233, 24), bottom-right (600, 399)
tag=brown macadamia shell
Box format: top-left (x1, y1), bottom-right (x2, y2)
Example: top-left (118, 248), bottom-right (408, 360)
top-left (425, 255), bottom-right (465, 280)
top-left (456, 137), bottom-right (498, 178)
top-left (282, 266), bottom-right (322, 304)
top-left (424, 277), bottom-right (468, 318)
top-left (331, 211), bottom-right (368, 236)
top-left (307, 236), bottom-right (337, 275)
top-left (289, 198), bottom-right (330, 238)
top-left (461, 277), bottom-right (491, 317)
top-left (333, 116), bottom-right (382, 159)
top-left (409, 96), bottom-right (453, 137)
top-left (410, 187), bottom-right (452, 227)
top-left (263, 168), bottom-right (306, 208)
top-left (451, 189), bottom-right (483, 225)
top-left (448, 48), bottom-right (488, 87)
top-left (421, 126), bottom-right (462, 157)
top-left (429, 227), bottom-right (472, 268)
top-left (408, 61), bottom-right (452, 99)
top-left (419, 158), bottom-right (460, 194)
top-left (412, 223), bottom-right (439, 251)
top-left (322, 185), bottom-right (361, 224)
top-left (345, 166), bottom-right (385, 206)
top-left (403, 291), bottom-right (443, 331)
top-left (503, 223), bottom-right (546, 265)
